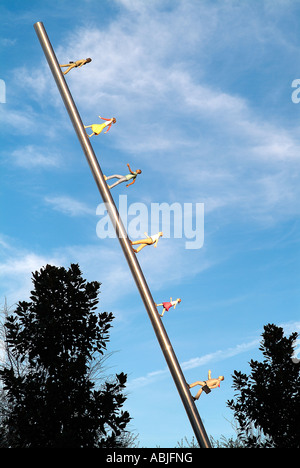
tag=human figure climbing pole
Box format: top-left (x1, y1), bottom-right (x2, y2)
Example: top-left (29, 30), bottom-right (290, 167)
top-left (189, 370), bottom-right (224, 400)
top-left (84, 117), bottom-right (116, 137)
top-left (155, 298), bottom-right (181, 317)
top-left (130, 232), bottom-right (163, 253)
top-left (60, 58), bottom-right (92, 75)
top-left (104, 163), bottom-right (142, 189)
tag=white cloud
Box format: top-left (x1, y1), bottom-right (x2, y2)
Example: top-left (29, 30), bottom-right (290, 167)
top-left (0, 237), bottom-right (134, 308)
top-left (0, 244), bottom-right (62, 305)
top-left (44, 195), bottom-right (95, 217)
top-left (10, 145), bottom-right (60, 168)
top-left (0, 108), bottom-right (36, 135)
top-left (127, 338), bottom-right (260, 389)
top-left (4, 1), bottom-right (300, 298)
top-left (127, 320), bottom-right (300, 389)
top-left (181, 340), bottom-right (260, 372)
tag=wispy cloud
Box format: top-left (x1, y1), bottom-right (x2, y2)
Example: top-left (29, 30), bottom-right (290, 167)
top-left (44, 195), bottom-right (95, 217)
top-left (12, 0), bottom-right (300, 227)
top-left (10, 145), bottom-right (60, 168)
top-left (127, 321), bottom-right (300, 389)
top-left (0, 240), bottom-right (62, 306)
top-left (36, 0), bottom-right (299, 231)
top-left (127, 338), bottom-right (260, 390)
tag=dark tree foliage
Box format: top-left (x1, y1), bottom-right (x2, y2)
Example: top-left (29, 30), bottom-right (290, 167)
top-left (227, 323), bottom-right (300, 448)
top-left (0, 263), bottom-right (130, 448)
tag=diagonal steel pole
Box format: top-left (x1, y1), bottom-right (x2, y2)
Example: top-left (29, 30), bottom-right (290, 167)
top-left (34, 21), bottom-right (211, 448)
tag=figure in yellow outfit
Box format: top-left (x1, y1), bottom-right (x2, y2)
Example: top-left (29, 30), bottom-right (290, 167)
top-left (130, 232), bottom-right (163, 253)
top-left (84, 117), bottom-right (116, 137)
top-left (60, 58), bottom-right (92, 75)
top-left (189, 370), bottom-right (224, 400)
top-left (155, 298), bottom-right (181, 317)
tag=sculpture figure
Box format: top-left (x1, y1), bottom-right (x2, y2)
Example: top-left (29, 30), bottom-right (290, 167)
top-left (60, 58), bottom-right (92, 75)
top-left (189, 370), bottom-right (224, 400)
top-left (84, 117), bottom-right (116, 137)
top-left (130, 232), bottom-right (163, 253)
top-left (104, 164), bottom-right (142, 189)
top-left (155, 298), bottom-right (181, 317)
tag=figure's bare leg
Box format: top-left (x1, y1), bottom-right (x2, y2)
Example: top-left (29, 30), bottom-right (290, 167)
top-left (60, 64), bottom-right (70, 75)
top-left (131, 239), bottom-right (152, 246)
top-left (188, 382), bottom-right (205, 400)
top-left (131, 238), bottom-right (151, 253)
top-left (194, 388), bottom-right (203, 400)
top-left (84, 127), bottom-right (94, 137)
top-left (160, 308), bottom-right (166, 317)
top-left (135, 244), bottom-right (148, 253)
top-left (130, 240), bottom-right (143, 246)
top-left (189, 381), bottom-right (205, 389)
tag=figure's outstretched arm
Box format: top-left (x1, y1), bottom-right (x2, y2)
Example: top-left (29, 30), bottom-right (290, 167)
top-left (104, 124), bottom-right (112, 133)
top-left (126, 179), bottom-right (135, 187)
top-left (127, 163), bottom-right (134, 174)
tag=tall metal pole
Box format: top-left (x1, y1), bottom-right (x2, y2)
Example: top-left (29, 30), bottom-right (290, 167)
top-left (34, 21), bottom-right (211, 448)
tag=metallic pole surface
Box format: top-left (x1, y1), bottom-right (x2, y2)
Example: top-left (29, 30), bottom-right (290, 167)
top-left (34, 21), bottom-right (211, 448)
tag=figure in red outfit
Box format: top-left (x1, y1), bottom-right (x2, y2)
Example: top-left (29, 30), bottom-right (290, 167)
top-left (155, 297), bottom-right (181, 317)
top-left (189, 370), bottom-right (224, 400)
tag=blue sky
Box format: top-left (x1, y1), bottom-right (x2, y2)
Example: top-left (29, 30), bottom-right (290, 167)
top-left (1, 0), bottom-right (300, 447)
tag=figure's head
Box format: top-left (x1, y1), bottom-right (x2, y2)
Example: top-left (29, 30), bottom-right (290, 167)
top-left (136, 169), bottom-right (142, 174)
top-left (112, 117), bottom-right (116, 124)
top-left (159, 232), bottom-right (163, 237)
top-left (219, 376), bottom-right (224, 381)
top-left (86, 58), bottom-right (92, 63)
top-left (177, 298), bottom-right (181, 303)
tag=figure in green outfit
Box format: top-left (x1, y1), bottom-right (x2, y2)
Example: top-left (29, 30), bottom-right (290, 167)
top-left (104, 164), bottom-right (142, 189)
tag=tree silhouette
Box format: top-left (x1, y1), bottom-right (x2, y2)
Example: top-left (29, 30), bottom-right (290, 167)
top-left (227, 323), bottom-right (300, 448)
top-left (0, 263), bottom-right (130, 448)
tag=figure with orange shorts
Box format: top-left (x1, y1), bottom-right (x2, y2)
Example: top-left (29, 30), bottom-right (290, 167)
top-left (189, 370), bottom-right (224, 400)
top-left (84, 117), bottom-right (116, 137)
top-left (155, 297), bottom-right (181, 317)
top-left (60, 58), bottom-right (92, 75)
top-left (130, 232), bottom-right (163, 253)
